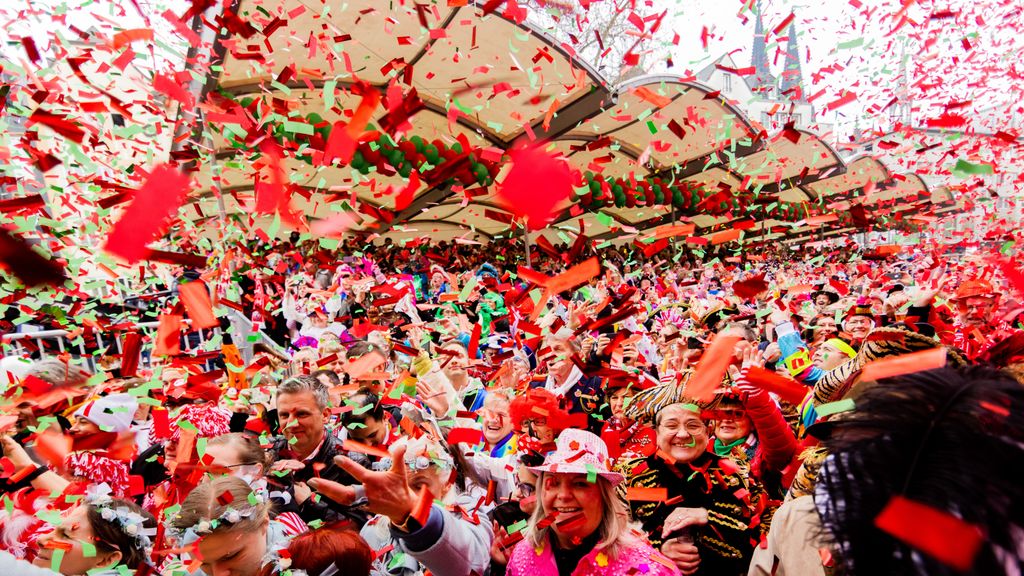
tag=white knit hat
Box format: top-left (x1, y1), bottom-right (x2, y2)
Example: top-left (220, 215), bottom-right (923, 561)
top-left (73, 393), bottom-right (138, 433)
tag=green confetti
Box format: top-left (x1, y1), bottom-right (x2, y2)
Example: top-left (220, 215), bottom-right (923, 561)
top-left (816, 398), bottom-right (856, 417)
top-left (51, 548), bottom-right (65, 572)
top-left (952, 159), bottom-right (994, 176)
top-left (387, 552), bottom-right (408, 570)
top-left (507, 519), bottom-right (528, 534)
top-left (459, 276), bottom-right (478, 302)
top-left (837, 37), bottom-right (864, 50)
top-left (282, 121), bottom-right (313, 135)
top-left (586, 463), bottom-right (597, 483)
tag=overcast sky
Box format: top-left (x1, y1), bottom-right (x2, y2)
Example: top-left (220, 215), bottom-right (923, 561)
top-left (2, 0), bottom-right (1019, 138)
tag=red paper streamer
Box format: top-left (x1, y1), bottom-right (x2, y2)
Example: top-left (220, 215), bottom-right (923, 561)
top-left (112, 28), bottom-right (154, 50)
top-left (104, 165), bottom-right (190, 264)
top-left (154, 314), bottom-right (182, 356)
top-left (625, 487), bottom-right (668, 501)
top-left (686, 332), bottom-right (742, 402)
top-left (0, 226), bottom-right (67, 287)
top-left (496, 144), bottom-right (573, 230)
top-left (120, 332), bottom-right (142, 378)
top-left (341, 440), bottom-right (390, 459)
top-left (743, 367), bottom-right (809, 405)
top-left (874, 495), bottom-right (983, 571)
top-left (178, 281), bottom-right (219, 329)
top-left (859, 348), bottom-right (947, 382)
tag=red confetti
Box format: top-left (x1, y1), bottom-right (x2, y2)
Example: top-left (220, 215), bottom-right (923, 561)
top-left (120, 332), bottom-right (142, 378)
top-left (0, 226), bottom-right (67, 287)
top-left (447, 428), bottom-right (483, 445)
top-left (496, 144), bottom-right (573, 230)
top-left (686, 331), bottom-right (742, 402)
top-left (152, 409), bottom-right (170, 439)
top-left (104, 165), bottom-right (190, 264)
top-left (178, 281), bottom-right (219, 330)
top-left (732, 274), bottom-right (769, 300)
top-left (154, 314), bottom-right (182, 356)
top-left (28, 109), bottom-right (87, 143)
top-left (875, 495), bottom-right (983, 571)
top-left (153, 73), bottom-right (195, 109)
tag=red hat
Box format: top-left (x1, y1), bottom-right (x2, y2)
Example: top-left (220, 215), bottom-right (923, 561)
top-left (509, 388), bottom-right (569, 431)
top-left (845, 298), bottom-right (876, 321)
top-left (952, 279), bottom-right (996, 301)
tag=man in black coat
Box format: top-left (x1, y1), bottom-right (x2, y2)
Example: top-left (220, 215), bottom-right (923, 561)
top-left (268, 375), bottom-right (368, 526)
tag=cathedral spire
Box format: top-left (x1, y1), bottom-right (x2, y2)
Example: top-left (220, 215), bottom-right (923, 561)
top-left (779, 22), bottom-right (804, 101)
top-left (750, 0), bottom-right (775, 95)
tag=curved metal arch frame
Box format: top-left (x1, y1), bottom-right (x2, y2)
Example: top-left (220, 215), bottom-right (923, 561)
top-left (194, 2), bottom-right (931, 245)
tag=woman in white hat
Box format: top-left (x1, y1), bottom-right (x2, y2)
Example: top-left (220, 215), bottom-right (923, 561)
top-left (63, 394), bottom-right (139, 498)
top-left (505, 428), bottom-right (679, 576)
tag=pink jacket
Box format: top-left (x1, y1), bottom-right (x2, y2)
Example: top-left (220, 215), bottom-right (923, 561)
top-left (506, 535), bottom-right (681, 576)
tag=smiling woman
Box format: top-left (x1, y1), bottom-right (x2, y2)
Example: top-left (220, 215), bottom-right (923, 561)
top-left (618, 402), bottom-right (763, 575)
top-left (169, 476), bottom-right (289, 576)
top-left (32, 496), bottom-right (155, 576)
top-left (506, 429), bottom-right (678, 576)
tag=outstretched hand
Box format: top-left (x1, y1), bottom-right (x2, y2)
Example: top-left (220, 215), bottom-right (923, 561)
top-left (309, 445), bottom-right (416, 524)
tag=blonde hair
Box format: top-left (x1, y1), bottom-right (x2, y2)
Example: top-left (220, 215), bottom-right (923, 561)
top-left (171, 476), bottom-right (270, 535)
top-left (317, 333), bottom-right (343, 356)
top-left (526, 474), bottom-right (639, 558)
top-left (28, 358), bottom-right (91, 387)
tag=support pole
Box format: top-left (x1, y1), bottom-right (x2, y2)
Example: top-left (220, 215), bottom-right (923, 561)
top-left (523, 225), bottom-right (532, 268)
top-left (670, 205), bottom-right (677, 259)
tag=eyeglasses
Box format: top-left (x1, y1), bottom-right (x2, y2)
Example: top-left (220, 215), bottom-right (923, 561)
top-left (203, 463), bottom-right (261, 477)
top-left (516, 482), bottom-right (536, 497)
top-left (522, 417), bottom-right (548, 428)
top-left (716, 409), bottom-right (747, 420)
top-left (658, 420), bottom-right (707, 435)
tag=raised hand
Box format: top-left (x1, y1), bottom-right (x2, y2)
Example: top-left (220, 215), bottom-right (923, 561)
top-left (329, 445), bottom-right (416, 524)
top-left (740, 346), bottom-right (765, 371)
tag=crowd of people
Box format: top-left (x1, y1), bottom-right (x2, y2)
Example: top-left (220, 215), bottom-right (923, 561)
top-left (1, 233), bottom-right (1023, 576)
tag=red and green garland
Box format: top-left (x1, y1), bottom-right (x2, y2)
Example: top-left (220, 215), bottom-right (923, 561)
top-left (214, 95), bottom-right (946, 232)
top-left (221, 96), bottom-right (503, 189)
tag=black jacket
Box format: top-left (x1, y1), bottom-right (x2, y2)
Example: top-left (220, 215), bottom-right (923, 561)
top-left (269, 430), bottom-right (369, 527)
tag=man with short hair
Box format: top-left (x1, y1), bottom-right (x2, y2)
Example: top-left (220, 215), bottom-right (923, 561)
top-left (270, 375), bottom-right (367, 525)
top-left (340, 388), bottom-right (401, 451)
top-left (532, 334), bottom-right (606, 433)
top-left (841, 300), bottom-right (876, 344)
